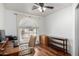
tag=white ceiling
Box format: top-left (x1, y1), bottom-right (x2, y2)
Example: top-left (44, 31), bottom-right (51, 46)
top-left (4, 3), bottom-right (73, 16)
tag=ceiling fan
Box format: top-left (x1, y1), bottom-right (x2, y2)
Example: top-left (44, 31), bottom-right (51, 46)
top-left (32, 3), bottom-right (54, 12)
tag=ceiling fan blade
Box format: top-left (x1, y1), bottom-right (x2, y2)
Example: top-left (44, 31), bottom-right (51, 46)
top-left (45, 6), bottom-right (54, 9)
top-left (39, 3), bottom-right (44, 7)
top-left (34, 3), bottom-right (40, 6)
top-left (34, 3), bottom-right (44, 7)
top-left (32, 5), bottom-right (38, 10)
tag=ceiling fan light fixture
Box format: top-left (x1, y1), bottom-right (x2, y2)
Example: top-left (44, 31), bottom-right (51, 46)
top-left (38, 7), bottom-right (46, 12)
top-left (43, 7), bottom-right (46, 11)
top-left (33, 3), bottom-right (54, 12)
top-left (38, 7), bottom-right (42, 12)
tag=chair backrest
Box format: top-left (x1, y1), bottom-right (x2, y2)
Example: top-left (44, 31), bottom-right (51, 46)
top-left (0, 38), bottom-right (9, 55)
top-left (28, 35), bottom-right (36, 47)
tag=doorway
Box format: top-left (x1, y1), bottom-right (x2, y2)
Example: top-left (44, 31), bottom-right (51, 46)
top-left (75, 4), bottom-right (79, 56)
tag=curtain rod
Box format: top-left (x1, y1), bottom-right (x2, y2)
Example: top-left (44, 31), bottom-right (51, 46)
top-left (14, 13), bottom-right (31, 17)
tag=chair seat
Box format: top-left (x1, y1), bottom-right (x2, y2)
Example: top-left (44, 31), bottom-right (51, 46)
top-left (19, 35), bottom-right (36, 56)
top-left (19, 43), bottom-right (28, 50)
top-left (19, 47), bottom-right (35, 56)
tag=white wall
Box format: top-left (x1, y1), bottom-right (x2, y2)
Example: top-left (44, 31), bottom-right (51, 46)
top-left (44, 6), bottom-right (75, 55)
top-left (0, 4), bottom-right (5, 30)
top-left (4, 9), bottom-right (44, 36)
top-left (4, 9), bottom-right (17, 36)
top-left (3, 4), bottom-right (77, 55)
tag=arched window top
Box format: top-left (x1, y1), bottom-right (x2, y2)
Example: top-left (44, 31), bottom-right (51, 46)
top-left (19, 17), bottom-right (38, 28)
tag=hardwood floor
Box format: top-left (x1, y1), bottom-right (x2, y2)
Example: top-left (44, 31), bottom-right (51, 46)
top-left (34, 46), bottom-right (70, 56)
top-left (34, 46), bottom-right (55, 56)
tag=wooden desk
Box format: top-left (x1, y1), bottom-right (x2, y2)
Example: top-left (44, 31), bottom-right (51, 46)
top-left (3, 47), bottom-right (20, 56)
top-left (0, 41), bottom-right (35, 56)
top-left (0, 40), bottom-right (20, 56)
